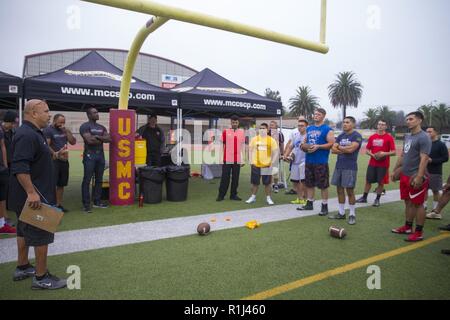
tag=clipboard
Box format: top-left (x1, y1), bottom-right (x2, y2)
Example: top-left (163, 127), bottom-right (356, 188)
top-left (19, 201), bottom-right (64, 234)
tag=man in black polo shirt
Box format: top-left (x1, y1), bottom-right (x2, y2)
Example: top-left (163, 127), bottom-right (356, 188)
top-left (44, 114), bottom-right (76, 213)
top-left (136, 113), bottom-right (165, 167)
top-left (80, 107), bottom-right (111, 213)
top-left (9, 99), bottom-right (66, 289)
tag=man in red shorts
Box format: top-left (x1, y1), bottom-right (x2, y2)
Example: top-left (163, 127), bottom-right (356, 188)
top-left (356, 120), bottom-right (396, 207)
top-left (391, 111), bottom-right (432, 242)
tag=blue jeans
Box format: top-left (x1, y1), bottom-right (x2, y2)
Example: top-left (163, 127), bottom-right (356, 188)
top-left (81, 151), bottom-right (105, 208)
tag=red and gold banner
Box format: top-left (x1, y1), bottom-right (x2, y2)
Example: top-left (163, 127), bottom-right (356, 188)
top-left (109, 109), bottom-right (136, 205)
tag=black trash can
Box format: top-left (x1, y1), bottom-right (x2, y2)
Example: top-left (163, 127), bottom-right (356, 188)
top-left (139, 166), bottom-right (166, 204)
top-left (165, 165), bottom-right (190, 202)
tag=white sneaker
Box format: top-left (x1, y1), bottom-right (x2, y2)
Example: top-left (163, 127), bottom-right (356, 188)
top-left (426, 211), bottom-right (442, 220)
top-left (266, 197), bottom-right (274, 205)
top-left (246, 196), bottom-right (256, 204)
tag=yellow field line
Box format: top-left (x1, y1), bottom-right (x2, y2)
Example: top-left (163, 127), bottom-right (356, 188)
top-left (243, 232), bottom-right (450, 300)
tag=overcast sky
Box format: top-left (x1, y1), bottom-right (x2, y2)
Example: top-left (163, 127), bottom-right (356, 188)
top-left (1, 0), bottom-right (449, 121)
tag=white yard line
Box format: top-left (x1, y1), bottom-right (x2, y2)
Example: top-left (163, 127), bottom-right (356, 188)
top-left (0, 190), bottom-right (402, 264)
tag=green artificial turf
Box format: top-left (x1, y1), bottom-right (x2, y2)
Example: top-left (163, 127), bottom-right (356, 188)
top-left (1, 201), bottom-right (449, 300)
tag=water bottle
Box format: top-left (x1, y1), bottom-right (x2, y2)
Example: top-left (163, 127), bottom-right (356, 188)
top-left (139, 193), bottom-right (144, 207)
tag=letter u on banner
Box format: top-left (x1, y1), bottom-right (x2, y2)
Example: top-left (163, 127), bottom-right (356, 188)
top-left (109, 109), bottom-right (136, 205)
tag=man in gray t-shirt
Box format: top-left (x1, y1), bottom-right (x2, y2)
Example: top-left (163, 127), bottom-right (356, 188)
top-left (391, 111), bottom-right (432, 242)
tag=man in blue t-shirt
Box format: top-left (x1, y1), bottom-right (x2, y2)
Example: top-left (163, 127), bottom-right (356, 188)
top-left (329, 116), bottom-right (363, 225)
top-left (298, 108), bottom-right (335, 215)
top-left (79, 107), bottom-right (111, 213)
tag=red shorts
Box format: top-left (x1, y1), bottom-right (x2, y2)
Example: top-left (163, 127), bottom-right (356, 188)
top-left (400, 173), bottom-right (429, 205)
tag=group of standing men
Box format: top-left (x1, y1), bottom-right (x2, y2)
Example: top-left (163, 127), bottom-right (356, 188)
top-left (216, 108), bottom-right (449, 241)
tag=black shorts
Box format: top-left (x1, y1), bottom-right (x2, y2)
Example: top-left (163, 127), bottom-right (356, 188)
top-left (305, 163), bottom-right (329, 189)
top-left (366, 165), bottom-right (387, 184)
top-left (54, 160), bottom-right (69, 187)
top-left (16, 211), bottom-right (54, 247)
top-left (0, 168), bottom-right (8, 201)
top-left (251, 166), bottom-right (272, 186)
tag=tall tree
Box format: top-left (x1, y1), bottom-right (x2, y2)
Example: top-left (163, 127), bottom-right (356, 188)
top-left (264, 88), bottom-right (285, 115)
top-left (288, 86), bottom-right (320, 121)
top-left (376, 106), bottom-right (396, 128)
top-left (418, 105), bottom-right (433, 127)
top-left (328, 71), bottom-right (363, 120)
top-left (360, 108), bottom-right (379, 129)
top-left (432, 103), bottom-right (450, 132)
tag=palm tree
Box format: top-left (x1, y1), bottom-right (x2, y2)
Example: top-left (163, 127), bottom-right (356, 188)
top-left (432, 103), bottom-right (450, 132)
top-left (360, 108), bottom-right (379, 129)
top-left (376, 106), bottom-right (396, 128)
top-left (328, 71), bottom-right (363, 120)
top-left (418, 105), bottom-right (433, 127)
top-left (264, 88), bottom-right (285, 115)
top-left (288, 86), bottom-right (320, 121)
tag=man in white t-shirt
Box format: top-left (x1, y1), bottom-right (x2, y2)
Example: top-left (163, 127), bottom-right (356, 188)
top-left (283, 119), bottom-right (308, 205)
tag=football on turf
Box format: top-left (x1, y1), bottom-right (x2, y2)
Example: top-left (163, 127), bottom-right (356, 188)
top-left (197, 222), bottom-right (210, 236)
top-left (301, 143), bottom-right (313, 152)
top-left (329, 226), bottom-right (347, 239)
top-left (392, 166), bottom-right (402, 182)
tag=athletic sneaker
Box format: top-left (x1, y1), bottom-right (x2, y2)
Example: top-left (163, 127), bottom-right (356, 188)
top-left (372, 199), bottom-right (380, 207)
top-left (57, 205), bottom-right (69, 213)
top-left (356, 197), bottom-right (367, 203)
top-left (348, 216), bottom-right (356, 225)
top-left (319, 203), bottom-right (328, 216)
top-left (439, 224), bottom-right (450, 231)
top-left (405, 231), bottom-right (423, 242)
top-left (230, 196), bottom-right (242, 201)
top-left (285, 189), bottom-right (296, 195)
top-left (0, 224), bottom-right (16, 234)
top-left (93, 202), bottom-right (108, 209)
top-left (297, 200), bottom-right (313, 211)
top-left (273, 185), bottom-right (279, 193)
top-left (441, 249), bottom-right (450, 255)
top-left (83, 206), bottom-right (92, 214)
top-left (31, 272), bottom-right (67, 290)
top-left (245, 196), bottom-right (256, 204)
top-left (291, 198), bottom-right (303, 204)
top-left (391, 225), bottom-right (413, 234)
top-left (266, 197), bottom-right (274, 205)
top-left (13, 265), bottom-right (35, 281)
top-left (328, 213), bottom-right (346, 220)
top-left (426, 211), bottom-right (442, 220)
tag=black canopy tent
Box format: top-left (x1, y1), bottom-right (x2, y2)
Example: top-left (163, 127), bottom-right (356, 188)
top-left (172, 68), bottom-right (282, 118)
top-left (23, 51), bottom-right (178, 116)
top-left (0, 71), bottom-right (22, 110)
top-left (170, 68), bottom-right (284, 173)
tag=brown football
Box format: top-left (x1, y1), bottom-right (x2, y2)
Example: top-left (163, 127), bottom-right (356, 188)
top-left (301, 143), bottom-right (312, 152)
top-left (329, 226), bottom-right (347, 239)
top-left (197, 222), bottom-right (211, 236)
top-left (374, 151), bottom-right (386, 160)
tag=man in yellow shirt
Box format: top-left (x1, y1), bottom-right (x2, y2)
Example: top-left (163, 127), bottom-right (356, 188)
top-left (246, 123), bottom-right (279, 205)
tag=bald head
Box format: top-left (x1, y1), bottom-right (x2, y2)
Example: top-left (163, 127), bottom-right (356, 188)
top-left (24, 99), bottom-right (50, 129)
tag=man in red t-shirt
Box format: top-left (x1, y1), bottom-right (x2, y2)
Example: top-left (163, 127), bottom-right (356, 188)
top-left (356, 120), bottom-right (396, 207)
top-left (217, 115), bottom-right (245, 201)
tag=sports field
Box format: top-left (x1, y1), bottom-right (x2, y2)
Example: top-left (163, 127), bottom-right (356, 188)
top-left (0, 149), bottom-right (449, 300)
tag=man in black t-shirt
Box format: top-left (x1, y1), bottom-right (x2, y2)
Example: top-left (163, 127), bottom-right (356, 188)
top-left (79, 107), bottom-right (111, 213)
top-left (136, 114), bottom-right (165, 167)
top-left (44, 114), bottom-right (76, 213)
top-left (9, 99), bottom-right (66, 289)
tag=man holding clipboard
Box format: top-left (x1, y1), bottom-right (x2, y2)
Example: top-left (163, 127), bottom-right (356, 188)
top-left (8, 99), bottom-right (66, 290)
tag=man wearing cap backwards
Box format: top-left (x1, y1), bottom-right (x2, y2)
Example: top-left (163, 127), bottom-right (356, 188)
top-left (137, 113), bottom-right (165, 167)
top-left (8, 99), bottom-right (67, 289)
